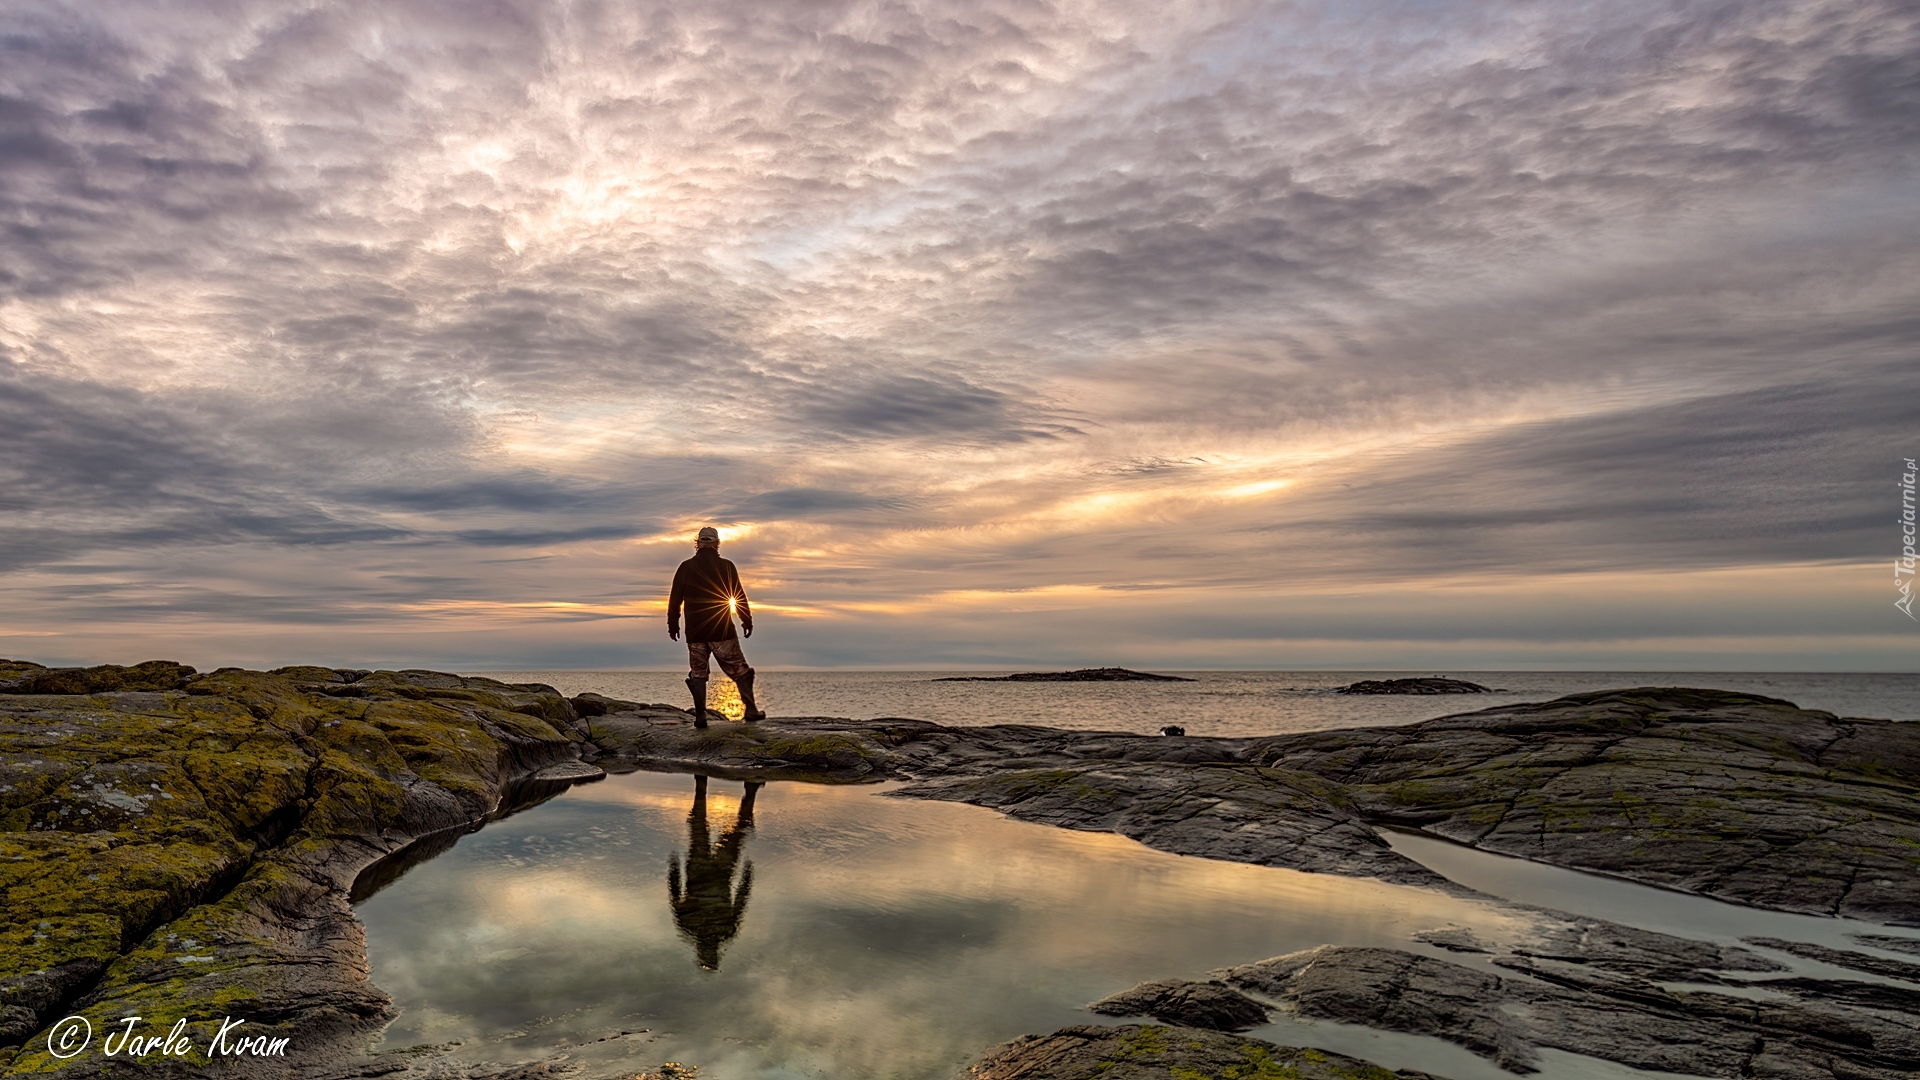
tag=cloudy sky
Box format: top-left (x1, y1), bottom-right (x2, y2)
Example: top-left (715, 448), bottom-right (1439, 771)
top-left (1, 0), bottom-right (1916, 671)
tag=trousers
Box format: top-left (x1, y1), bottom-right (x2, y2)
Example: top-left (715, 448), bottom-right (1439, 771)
top-left (687, 639), bottom-right (753, 680)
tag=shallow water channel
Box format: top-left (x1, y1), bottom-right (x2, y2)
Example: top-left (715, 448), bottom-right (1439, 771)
top-left (355, 770), bottom-right (1920, 1080)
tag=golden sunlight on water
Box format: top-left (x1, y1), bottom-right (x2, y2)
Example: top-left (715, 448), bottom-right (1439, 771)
top-left (358, 771), bottom-right (1545, 1080)
top-left (705, 676), bottom-right (744, 722)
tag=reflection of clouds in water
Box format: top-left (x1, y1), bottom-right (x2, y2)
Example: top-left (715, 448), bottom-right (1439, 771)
top-left (359, 772), bottom-right (1526, 1077)
top-left (569, 783), bottom-right (752, 817)
top-left (473, 867), bottom-right (678, 928)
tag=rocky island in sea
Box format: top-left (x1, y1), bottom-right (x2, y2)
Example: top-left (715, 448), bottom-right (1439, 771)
top-left (1336, 676), bottom-right (1495, 694)
top-left (933, 666), bottom-right (1195, 681)
top-left (2, 658), bottom-right (1917, 1079)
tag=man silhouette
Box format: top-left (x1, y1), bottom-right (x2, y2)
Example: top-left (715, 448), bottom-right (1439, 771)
top-left (667, 774), bottom-right (761, 970)
top-left (667, 526), bottom-right (765, 726)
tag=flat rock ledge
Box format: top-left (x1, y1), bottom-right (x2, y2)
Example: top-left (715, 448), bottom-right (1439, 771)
top-left (1213, 942), bottom-right (1920, 1079)
top-left (966, 1023), bottom-right (1442, 1080)
top-left (1077, 913), bottom-right (1920, 1080)
top-left (1088, 979), bottom-right (1271, 1031)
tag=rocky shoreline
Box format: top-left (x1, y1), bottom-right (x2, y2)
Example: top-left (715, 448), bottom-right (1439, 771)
top-left (2, 662), bottom-right (1916, 1079)
top-left (0, 663), bottom-right (597, 1079)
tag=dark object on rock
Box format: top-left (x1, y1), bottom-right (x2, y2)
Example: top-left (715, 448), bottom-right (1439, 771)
top-left (967, 1023), bottom-right (1442, 1080)
top-left (1414, 927), bottom-right (1491, 953)
top-left (1159, 725), bottom-right (1186, 736)
top-left (0, 659), bottom-right (196, 694)
top-left (1337, 677), bottom-right (1492, 695)
top-left (1089, 978), bottom-right (1269, 1031)
top-left (935, 667), bottom-right (1194, 682)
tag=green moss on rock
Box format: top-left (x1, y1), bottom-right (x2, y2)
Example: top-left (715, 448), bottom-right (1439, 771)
top-left (0, 663), bottom-right (589, 1067)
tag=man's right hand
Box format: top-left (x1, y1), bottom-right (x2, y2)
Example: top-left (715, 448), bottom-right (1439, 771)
top-left (668, 628), bottom-right (680, 641)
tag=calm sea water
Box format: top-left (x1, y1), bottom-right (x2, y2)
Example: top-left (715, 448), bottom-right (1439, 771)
top-left (473, 670), bottom-right (1920, 737)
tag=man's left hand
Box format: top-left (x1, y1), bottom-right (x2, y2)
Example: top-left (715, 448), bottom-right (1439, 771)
top-left (743, 623), bottom-right (753, 638)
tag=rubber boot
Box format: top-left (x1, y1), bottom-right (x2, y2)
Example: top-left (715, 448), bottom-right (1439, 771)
top-left (686, 677), bottom-right (709, 728)
top-left (737, 671), bottom-right (766, 722)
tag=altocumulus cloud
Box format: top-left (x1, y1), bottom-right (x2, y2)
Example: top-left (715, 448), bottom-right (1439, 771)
top-left (0, 0), bottom-right (1916, 669)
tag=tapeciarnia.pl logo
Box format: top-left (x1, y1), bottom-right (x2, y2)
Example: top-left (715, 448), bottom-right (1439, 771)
top-left (1899, 457), bottom-right (1917, 620)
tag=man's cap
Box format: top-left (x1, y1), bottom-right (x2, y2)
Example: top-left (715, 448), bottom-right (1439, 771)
top-left (696, 526), bottom-right (720, 545)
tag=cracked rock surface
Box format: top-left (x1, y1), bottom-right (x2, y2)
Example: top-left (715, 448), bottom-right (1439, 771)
top-left (964, 1023), bottom-right (1443, 1080)
top-left (1087, 979), bottom-right (1271, 1031)
top-left (1246, 688), bottom-right (1920, 924)
top-left (1216, 939), bottom-right (1920, 1079)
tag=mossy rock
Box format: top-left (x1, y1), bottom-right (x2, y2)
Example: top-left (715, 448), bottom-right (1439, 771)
top-left (0, 663), bottom-right (589, 1060)
top-left (0, 661), bottom-right (49, 685)
top-left (0, 661), bottom-right (196, 695)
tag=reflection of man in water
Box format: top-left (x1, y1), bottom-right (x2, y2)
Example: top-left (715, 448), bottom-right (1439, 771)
top-left (668, 774), bottom-right (761, 970)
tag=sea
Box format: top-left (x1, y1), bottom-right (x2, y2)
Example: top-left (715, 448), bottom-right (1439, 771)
top-left (470, 670), bottom-right (1920, 738)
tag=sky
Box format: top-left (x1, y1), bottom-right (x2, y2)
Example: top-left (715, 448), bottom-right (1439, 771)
top-left (1, 0), bottom-right (1916, 672)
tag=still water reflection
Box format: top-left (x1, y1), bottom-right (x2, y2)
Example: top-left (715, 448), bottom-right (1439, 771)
top-left (355, 771), bottom-right (1555, 1079)
top-left (670, 776), bottom-right (761, 970)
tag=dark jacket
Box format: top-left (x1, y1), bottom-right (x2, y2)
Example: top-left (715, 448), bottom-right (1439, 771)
top-left (668, 549), bottom-right (753, 643)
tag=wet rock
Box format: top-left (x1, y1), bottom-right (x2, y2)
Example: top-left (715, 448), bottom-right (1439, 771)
top-left (1220, 946), bottom-right (1537, 1071)
top-left (1087, 978), bottom-right (1270, 1031)
top-left (1856, 934), bottom-right (1920, 958)
top-left (1251, 687), bottom-right (1920, 924)
top-left (1219, 944), bottom-right (1920, 1079)
top-left (1337, 678), bottom-right (1493, 694)
top-left (1412, 928), bottom-right (1491, 953)
top-left (899, 761), bottom-right (1447, 886)
top-left (530, 762), bottom-right (606, 783)
top-left (1744, 937), bottom-right (1920, 983)
top-left (1520, 918), bottom-right (1781, 980)
top-left (965, 1023), bottom-right (1442, 1080)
